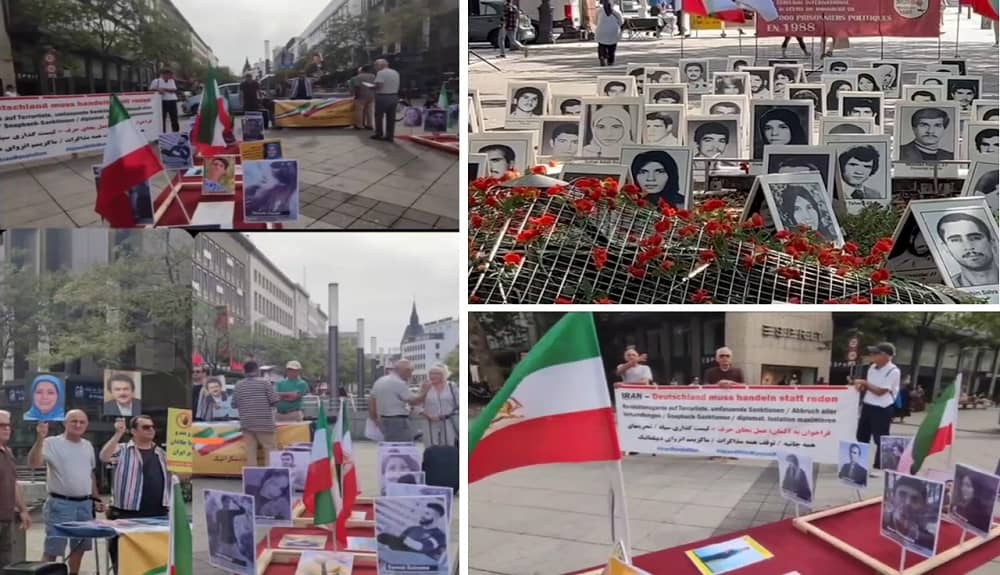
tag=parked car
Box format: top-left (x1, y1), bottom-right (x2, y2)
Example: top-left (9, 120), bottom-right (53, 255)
top-left (469, 0), bottom-right (536, 47)
top-left (181, 74), bottom-right (282, 117)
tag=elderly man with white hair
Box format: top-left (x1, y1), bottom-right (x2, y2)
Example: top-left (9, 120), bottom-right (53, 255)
top-left (420, 363), bottom-right (458, 447)
top-left (372, 58), bottom-right (401, 143)
top-left (369, 359), bottom-right (431, 442)
top-left (703, 346), bottom-right (745, 387)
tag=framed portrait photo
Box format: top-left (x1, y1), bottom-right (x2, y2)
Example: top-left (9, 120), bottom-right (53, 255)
top-left (822, 74), bottom-right (855, 113)
top-left (824, 58), bottom-right (855, 74)
top-left (551, 95), bottom-right (584, 117)
top-left (837, 441), bottom-right (870, 489)
top-left (469, 89), bottom-right (486, 132)
top-left (871, 60), bottom-right (902, 99)
top-left (787, 84), bottom-right (825, 116)
top-left (469, 132), bottom-right (537, 178)
top-left (881, 472), bottom-right (945, 559)
top-left (825, 135), bottom-right (892, 211)
top-left (759, 172), bottom-right (844, 246)
top-left (893, 102), bottom-right (960, 164)
top-left (626, 64), bottom-right (646, 94)
top-left (744, 67), bottom-right (774, 100)
top-left (914, 72), bottom-right (950, 88)
top-left (839, 91), bottom-right (885, 130)
top-left (468, 153), bottom-right (487, 181)
top-left (642, 104), bottom-right (686, 146)
top-left (597, 76), bottom-right (638, 98)
top-left (945, 76), bottom-right (983, 114)
top-left (539, 117), bottom-right (583, 159)
top-left (964, 121), bottom-right (999, 163)
top-left (772, 64), bottom-right (804, 97)
top-left (558, 163), bottom-right (629, 188)
top-left (646, 67), bottom-right (680, 84)
top-left (820, 116), bottom-right (876, 140)
top-left (688, 115), bottom-right (742, 166)
top-left (940, 58), bottom-right (967, 75)
top-left (902, 84), bottom-right (945, 103)
top-left (727, 55), bottom-right (753, 72)
top-left (620, 145), bottom-right (693, 210)
top-left (854, 69), bottom-right (881, 94)
top-left (679, 59), bottom-right (713, 94)
top-left (972, 99), bottom-right (999, 122)
top-left (578, 97), bottom-right (643, 160)
top-left (505, 81), bottom-right (549, 128)
top-left (701, 95), bottom-right (748, 120)
top-left (949, 464), bottom-right (1000, 539)
top-left (750, 100), bottom-right (814, 160)
top-left (645, 83), bottom-right (688, 106)
top-left (960, 160), bottom-right (999, 213)
top-left (777, 453), bottom-right (814, 507)
top-left (712, 72), bottom-right (750, 96)
top-left (102, 369), bottom-right (142, 417)
top-left (762, 145), bottom-right (836, 200)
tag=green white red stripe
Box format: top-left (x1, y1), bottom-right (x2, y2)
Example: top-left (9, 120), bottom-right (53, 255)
top-left (192, 69), bottom-right (232, 156)
top-left (470, 313), bottom-right (621, 483)
top-left (95, 94), bottom-right (163, 227)
top-left (334, 397), bottom-right (358, 545)
top-left (304, 399), bottom-right (336, 525)
top-left (897, 376), bottom-right (959, 474)
top-left (167, 475), bottom-right (192, 575)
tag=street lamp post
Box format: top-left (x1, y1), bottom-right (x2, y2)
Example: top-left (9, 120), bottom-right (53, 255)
top-left (356, 319), bottom-right (365, 398)
top-left (327, 284), bottom-right (339, 404)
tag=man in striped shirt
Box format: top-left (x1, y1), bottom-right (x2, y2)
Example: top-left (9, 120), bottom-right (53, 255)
top-left (99, 415), bottom-right (169, 568)
top-left (233, 361), bottom-right (279, 466)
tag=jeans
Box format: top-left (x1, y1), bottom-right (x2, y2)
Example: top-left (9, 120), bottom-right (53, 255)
top-left (0, 519), bottom-right (14, 568)
top-left (43, 497), bottom-right (93, 558)
top-left (374, 94), bottom-right (399, 140)
top-left (598, 43), bottom-right (618, 66)
top-left (162, 100), bottom-right (179, 132)
top-left (498, 27), bottom-right (524, 55)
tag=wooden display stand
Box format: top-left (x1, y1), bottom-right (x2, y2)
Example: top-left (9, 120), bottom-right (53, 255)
top-left (290, 501), bottom-right (374, 529)
top-left (255, 548), bottom-right (376, 575)
top-left (793, 497), bottom-right (1000, 575)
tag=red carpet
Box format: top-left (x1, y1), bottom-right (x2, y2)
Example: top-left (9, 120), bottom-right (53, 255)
top-left (572, 504), bottom-right (1000, 574)
top-left (257, 525), bottom-right (376, 574)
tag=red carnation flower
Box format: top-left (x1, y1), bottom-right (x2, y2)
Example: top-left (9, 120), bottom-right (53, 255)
top-left (554, 296), bottom-right (574, 304)
top-left (503, 253), bottom-right (523, 266)
top-left (627, 264), bottom-right (647, 279)
top-left (470, 214), bottom-right (483, 228)
top-left (699, 249), bottom-right (717, 263)
top-left (654, 218), bottom-right (673, 233)
top-left (843, 241), bottom-right (860, 255)
top-left (701, 198), bottom-right (726, 212)
top-left (689, 289), bottom-right (712, 304)
top-left (872, 238), bottom-right (894, 255)
top-left (849, 295), bottom-right (872, 304)
top-left (777, 267), bottom-right (802, 281)
top-left (870, 285), bottom-right (893, 297)
top-left (870, 268), bottom-right (891, 283)
top-left (592, 247), bottom-right (608, 270)
top-left (547, 185), bottom-right (566, 197)
top-left (593, 297), bottom-right (612, 304)
top-left (530, 165), bottom-right (547, 175)
top-left (469, 295), bottom-right (481, 303)
top-left (574, 198), bottom-right (595, 215)
top-left (659, 259), bottom-right (675, 271)
top-left (742, 213), bottom-right (764, 230)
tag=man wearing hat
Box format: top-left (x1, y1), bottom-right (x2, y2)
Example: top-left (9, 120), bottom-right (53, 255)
top-left (376, 501), bottom-right (447, 561)
top-left (275, 360), bottom-right (309, 422)
top-left (852, 342), bottom-right (901, 477)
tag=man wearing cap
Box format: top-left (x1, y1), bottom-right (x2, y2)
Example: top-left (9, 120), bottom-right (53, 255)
top-left (376, 501), bottom-right (447, 561)
top-left (275, 361), bottom-right (309, 423)
top-left (852, 342), bottom-right (900, 477)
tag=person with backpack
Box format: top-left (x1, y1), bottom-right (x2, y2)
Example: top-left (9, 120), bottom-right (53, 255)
top-left (852, 342), bottom-right (900, 478)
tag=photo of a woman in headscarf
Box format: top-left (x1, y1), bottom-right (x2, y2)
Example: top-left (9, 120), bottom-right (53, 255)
top-left (582, 104), bottom-right (634, 158)
top-left (754, 107), bottom-right (808, 159)
top-left (628, 150), bottom-right (685, 208)
top-left (827, 79), bottom-right (853, 112)
top-left (24, 374), bottom-right (65, 422)
top-left (776, 184), bottom-right (838, 242)
top-left (509, 86), bottom-right (544, 117)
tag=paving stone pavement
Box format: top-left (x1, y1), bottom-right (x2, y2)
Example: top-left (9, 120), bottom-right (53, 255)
top-left (0, 117), bottom-right (458, 230)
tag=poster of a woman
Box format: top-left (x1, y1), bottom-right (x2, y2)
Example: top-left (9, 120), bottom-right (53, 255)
top-left (24, 374), bottom-right (65, 422)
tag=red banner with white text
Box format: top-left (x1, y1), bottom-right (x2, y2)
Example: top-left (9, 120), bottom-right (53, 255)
top-left (756, 0), bottom-right (942, 38)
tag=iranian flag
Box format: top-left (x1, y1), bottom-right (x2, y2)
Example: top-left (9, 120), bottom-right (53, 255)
top-left (167, 475), bottom-right (192, 575)
top-left (95, 94), bottom-right (163, 227)
top-left (469, 313), bottom-right (621, 483)
top-left (303, 399), bottom-right (337, 525)
top-left (896, 377), bottom-right (959, 475)
top-left (333, 397), bottom-right (358, 546)
top-left (705, 0), bottom-right (779, 21)
top-left (192, 69), bottom-right (233, 156)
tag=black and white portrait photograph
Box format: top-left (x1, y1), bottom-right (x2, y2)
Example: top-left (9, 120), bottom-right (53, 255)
top-left (964, 121), bottom-right (998, 164)
top-left (701, 95), bottom-right (747, 120)
top-left (579, 97), bottom-right (642, 159)
top-left (375, 495), bottom-right (449, 575)
top-left (204, 489), bottom-right (256, 575)
top-left (539, 118), bottom-right (582, 159)
top-left (687, 117), bottom-right (741, 162)
top-left (712, 72), bottom-right (750, 96)
top-left (915, 72), bottom-right (950, 88)
top-left (903, 85), bottom-right (944, 103)
top-left (826, 135), bottom-right (892, 209)
top-left (761, 173), bottom-right (844, 246)
top-left (823, 75), bottom-right (854, 113)
top-left (787, 84), bottom-right (825, 116)
top-left (871, 61), bottom-right (902, 99)
top-left (268, 449), bottom-right (308, 492)
top-left (887, 213), bottom-right (939, 283)
top-left (777, 453), bottom-right (814, 507)
top-left (840, 92), bottom-right (885, 129)
top-left (626, 64), bottom-right (646, 94)
top-left (620, 145), bottom-right (693, 210)
top-left (881, 472), bottom-right (944, 558)
top-left (469, 132), bottom-right (537, 178)
top-left (385, 484), bottom-right (455, 525)
top-left (946, 76), bottom-right (982, 113)
top-left (646, 67), bottom-right (679, 84)
top-left (727, 55), bottom-right (752, 71)
top-left (949, 464), bottom-right (1000, 539)
top-left (468, 153), bottom-right (487, 181)
top-left (597, 76), bottom-right (637, 98)
top-left (645, 83), bottom-right (688, 106)
top-left (505, 81), bottom-right (549, 127)
top-left (772, 65), bottom-right (803, 98)
top-left (916, 200), bottom-right (999, 294)
top-left (824, 58), bottom-right (854, 74)
top-left (679, 59), bottom-right (712, 94)
top-left (837, 441), bottom-right (870, 489)
top-left (744, 67), bottom-right (774, 100)
top-left (973, 99), bottom-right (999, 122)
top-left (880, 436), bottom-right (911, 471)
top-left (642, 105), bottom-right (685, 146)
top-left (894, 103), bottom-right (960, 163)
top-left (558, 163), bottom-right (628, 188)
top-left (552, 95), bottom-right (583, 116)
top-left (751, 101), bottom-right (814, 160)
top-left (242, 467), bottom-right (293, 527)
top-left (855, 71), bottom-right (880, 94)
top-left (940, 59), bottom-right (967, 75)
top-left (820, 116), bottom-right (875, 139)
top-left (960, 160), bottom-right (999, 213)
top-left (378, 442), bottom-right (423, 495)
top-left (763, 146), bottom-right (835, 198)
top-left (243, 159), bottom-right (299, 224)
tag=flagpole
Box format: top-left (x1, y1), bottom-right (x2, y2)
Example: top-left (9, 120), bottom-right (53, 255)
top-left (946, 374), bottom-right (960, 473)
top-left (615, 458), bottom-right (633, 556)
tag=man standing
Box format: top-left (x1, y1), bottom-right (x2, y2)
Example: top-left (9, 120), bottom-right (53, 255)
top-left (853, 343), bottom-right (900, 477)
top-left (99, 416), bottom-right (169, 566)
top-left (703, 347), bottom-right (745, 386)
top-left (350, 65), bottom-right (376, 130)
top-left (149, 69), bottom-right (179, 133)
top-left (499, 0), bottom-right (526, 58)
top-left (0, 410), bottom-right (31, 567)
top-left (936, 213), bottom-right (998, 288)
top-left (103, 372), bottom-right (141, 417)
top-left (368, 360), bottom-right (430, 442)
top-left (372, 59), bottom-right (400, 143)
top-left (233, 361), bottom-right (279, 466)
top-left (240, 73), bottom-right (267, 130)
top-left (275, 360), bottom-right (309, 423)
top-left (29, 410), bottom-right (104, 574)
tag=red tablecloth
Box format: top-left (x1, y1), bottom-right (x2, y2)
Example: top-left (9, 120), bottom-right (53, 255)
top-left (571, 504), bottom-right (1000, 574)
top-left (153, 171), bottom-right (277, 229)
top-left (296, 501), bottom-right (374, 521)
top-left (257, 526), bottom-right (376, 575)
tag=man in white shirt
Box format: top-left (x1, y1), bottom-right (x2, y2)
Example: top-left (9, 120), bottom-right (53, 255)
top-left (149, 69), bottom-right (179, 133)
top-left (372, 59), bottom-right (400, 143)
top-left (852, 342), bottom-right (900, 477)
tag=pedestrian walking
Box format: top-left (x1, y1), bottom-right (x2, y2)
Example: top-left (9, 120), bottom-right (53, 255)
top-left (498, 0), bottom-right (526, 58)
top-left (99, 415), bottom-right (169, 569)
top-left (232, 361), bottom-right (279, 467)
top-left (350, 65), bottom-right (376, 130)
top-left (275, 360), bottom-right (308, 423)
top-left (853, 342), bottom-right (900, 477)
top-left (240, 73), bottom-right (268, 130)
top-left (372, 59), bottom-right (400, 143)
top-left (149, 69), bottom-right (180, 133)
top-left (0, 410), bottom-right (31, 568)
top-left (420, 364), bottom-right (459, 447)
top-left (781, 36), bottom-right (810, 58)
top-left (672, 0), bottom-right (690, 37)
top-left (368, 359), bottom-right (431, 442)
top-left (28, 410), bottom-right (104, 574)
top-left (595, 0), bottom-right (623, 66)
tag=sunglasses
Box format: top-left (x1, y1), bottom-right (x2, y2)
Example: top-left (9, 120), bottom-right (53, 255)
top-left (138, 424), bottom-right (155, 431)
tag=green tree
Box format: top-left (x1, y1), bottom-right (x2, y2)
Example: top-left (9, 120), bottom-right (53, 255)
top-left (375, 0), bottom-right (454, 52)
top-left (319, 13), bottom-right (377, 74)
top-left (0, 254), bottom-right (64, 377)
top-left (443, 346), bottom-right (459, 379)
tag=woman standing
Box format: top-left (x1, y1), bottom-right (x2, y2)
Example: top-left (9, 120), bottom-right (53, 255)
top-left (420, 363), bottom-right (458, 447)
top-left (595, 0), bottom-right (623, 67)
